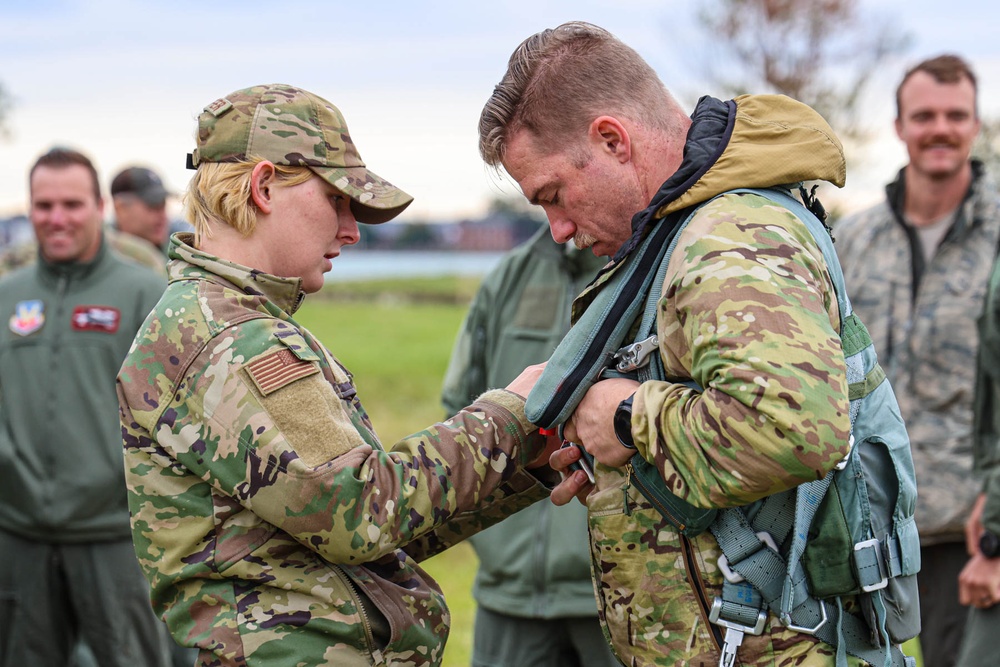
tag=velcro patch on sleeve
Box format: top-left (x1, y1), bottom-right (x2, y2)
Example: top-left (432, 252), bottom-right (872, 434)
top-left (245, 348), bottom-right (320, 396)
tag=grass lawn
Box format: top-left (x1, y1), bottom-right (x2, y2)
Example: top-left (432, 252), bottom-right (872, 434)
top-left (295, 291), bottom-right (480, 666)
top-left (295, 283), bottom-right (924, 667)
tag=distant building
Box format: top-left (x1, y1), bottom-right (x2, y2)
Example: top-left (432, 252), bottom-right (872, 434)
top-left (452, 214), bottom-right (542, 251)
top-left (0, 215), bottom-right (31, 250)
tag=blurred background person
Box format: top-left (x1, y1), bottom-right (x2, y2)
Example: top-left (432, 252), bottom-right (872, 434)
top-left (0, 147), bottom-right (171, 666)
top-left (835, 54), bottom-right (1000, 667)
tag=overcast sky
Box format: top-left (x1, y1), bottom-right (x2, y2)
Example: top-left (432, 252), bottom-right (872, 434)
top-left (2, 0), bottom-right (999, 222)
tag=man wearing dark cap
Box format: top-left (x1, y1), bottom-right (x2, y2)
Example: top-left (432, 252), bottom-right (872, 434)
top-left (0, 165), bottom-right (170, 278)
top-left (116, 83), bottom-right (559, 666)
top-left (110, 166), bottom-right (171, 251)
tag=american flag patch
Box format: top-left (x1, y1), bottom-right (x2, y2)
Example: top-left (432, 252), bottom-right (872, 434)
top-left (245, 349), bottom-right (320, 396)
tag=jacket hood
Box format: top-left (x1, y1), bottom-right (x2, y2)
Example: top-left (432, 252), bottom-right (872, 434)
top-left (645, 94), bottom-right (844, 225)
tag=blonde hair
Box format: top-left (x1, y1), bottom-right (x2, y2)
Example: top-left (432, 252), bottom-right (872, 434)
top-left (185, 159), bottom-right (314, 246)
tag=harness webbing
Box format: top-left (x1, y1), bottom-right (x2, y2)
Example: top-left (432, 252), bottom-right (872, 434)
top-left (526, 186), bottom-right (913, 667)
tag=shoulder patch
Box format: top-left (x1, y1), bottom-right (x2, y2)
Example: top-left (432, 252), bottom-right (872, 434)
top-left (10, 299), bottom-right (45, 336)
top-left (245, 348), bottom-right (320, 396)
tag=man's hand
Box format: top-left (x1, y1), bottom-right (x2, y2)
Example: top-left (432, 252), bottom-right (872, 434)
top-left (505, 362), bottom-right (547, 399)
top-left (548, 442), bottom-right (595, 506)
top-left (561, 377), bottom-right (640, 468)
top-left (967, 493), bottom-right (987, 556)
top-left (959, 552), bottom-right (1000, 609)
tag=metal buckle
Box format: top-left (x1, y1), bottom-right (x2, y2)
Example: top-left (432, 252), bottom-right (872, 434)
top-left (708, 598), bottom-right (767, 635)
top-left (781, 600), bottom-right (829, 634)
top-left (854, 537), bottom-right (889, 592)
top-left (613, 335), bottom-right (658, 372)
top-left (717, 531), bottom-right (779, 584)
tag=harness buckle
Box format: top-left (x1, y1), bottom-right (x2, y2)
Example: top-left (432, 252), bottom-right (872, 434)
top-left (709, 598), bottom-right (767, 667)
top-left (854, 537), bottom-right (889, 592)
top-left (613, 335), bottom-right (658, 372)
top-left (708, 598), bottom-right (768, 635)
top-left (717, 531), bottom-right (779, 584)
top-left (781, 600), bottom-right (829, 635)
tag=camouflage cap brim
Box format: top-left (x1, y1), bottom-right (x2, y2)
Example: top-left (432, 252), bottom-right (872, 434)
top-left (310, 165), bottom-right (413, 225)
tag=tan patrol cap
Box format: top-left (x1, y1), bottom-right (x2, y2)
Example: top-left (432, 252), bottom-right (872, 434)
top-left (189, 84), bottom-right (412, 224)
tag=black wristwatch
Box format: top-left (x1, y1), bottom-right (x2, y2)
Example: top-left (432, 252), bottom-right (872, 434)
top-left (980, 530), bottom-right (1000, 558)
top-left (614, 393), bottom-right (636, 450)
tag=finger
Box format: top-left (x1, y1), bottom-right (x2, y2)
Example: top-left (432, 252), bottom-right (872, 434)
top-left (562, 419), bottom-right (578, 444)
top-left (550, 471), bottom-right (592, 506)
top-left (548, 441), bottom-right (582, 473)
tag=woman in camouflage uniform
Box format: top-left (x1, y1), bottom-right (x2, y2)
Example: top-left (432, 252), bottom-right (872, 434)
top-left (116, 84), bottom-right (559, 667)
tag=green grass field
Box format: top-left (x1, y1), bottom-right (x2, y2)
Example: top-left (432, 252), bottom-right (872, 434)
top-left (296, 286), bottom-right (480, 666)
top-left (295, 280), bottom-right (923, 667)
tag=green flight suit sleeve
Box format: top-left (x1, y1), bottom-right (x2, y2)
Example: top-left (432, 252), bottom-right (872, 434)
top-left (975, 259), bottom-right (1000, 534)
top-left (440, 281), bottom-right (493, 416)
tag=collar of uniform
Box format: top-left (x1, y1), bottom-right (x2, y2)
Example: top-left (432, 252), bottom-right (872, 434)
top-left (37, 232), bottom-right (109, 286)
top-left (166, 232), bottom-right (306, 315)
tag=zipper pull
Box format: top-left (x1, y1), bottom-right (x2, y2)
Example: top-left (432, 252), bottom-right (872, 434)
top-left (623, 462), bottom-right (633, 516)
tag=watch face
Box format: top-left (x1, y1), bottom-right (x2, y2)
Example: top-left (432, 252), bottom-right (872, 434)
top-left (981, 531), bottom-right (1000, 558)
top-left (614, 396), bottom-right (635, 449)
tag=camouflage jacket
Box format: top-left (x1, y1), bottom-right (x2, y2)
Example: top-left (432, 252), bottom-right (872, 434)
top-left (836, 162), bottom-right (1000, 545)
top-left (579, 96), bottom-right (865, 666)
top-left (116, 234), bottom-right (550, 667)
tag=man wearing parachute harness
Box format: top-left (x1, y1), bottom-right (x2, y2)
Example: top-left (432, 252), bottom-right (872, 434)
top-left (479, 21), bottom-right (921, 667)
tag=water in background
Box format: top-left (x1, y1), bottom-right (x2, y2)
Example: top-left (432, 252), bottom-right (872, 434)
top-left (325, 250), bottom-right (504, 282)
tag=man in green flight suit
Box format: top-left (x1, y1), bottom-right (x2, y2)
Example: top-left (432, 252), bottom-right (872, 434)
top-left (442, 226), bottom-right (617, 667)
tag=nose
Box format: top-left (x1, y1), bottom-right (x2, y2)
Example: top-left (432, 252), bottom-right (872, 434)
top-left (929, 113), bottom-right (953, 135)
top-left (47, 204), bottom-right (69, 226)
top-left (340, 212), bottom-right (361, 247)
top-left (547, 214), bottom-right (576, 245)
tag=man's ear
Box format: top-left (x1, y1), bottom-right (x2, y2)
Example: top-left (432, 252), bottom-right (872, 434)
top-left (250, 161), bottom-right (276, 213)
top-left (589, 116), bottom-right (632, 163)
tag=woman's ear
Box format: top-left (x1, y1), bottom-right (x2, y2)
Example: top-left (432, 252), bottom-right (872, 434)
top-left (250, 161), bottom-right (276, 213)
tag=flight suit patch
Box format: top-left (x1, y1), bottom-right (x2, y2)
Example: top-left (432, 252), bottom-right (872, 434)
top-left (10, 300), bottom-right (45, 336)
top-left (71, 305), bottom-right (120, 333)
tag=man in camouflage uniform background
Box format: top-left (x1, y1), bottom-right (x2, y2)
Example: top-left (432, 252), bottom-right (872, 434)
top-left (835, 54), bottom-right (1000, 667)
top-left (117, 83), bottom-right (562, 667)
top-left (109, 166), bottom-right (173, 255)
top-left (479, 21), bottom-right (902, 666)
top-left (0, 147), bottom-right (172, 666)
